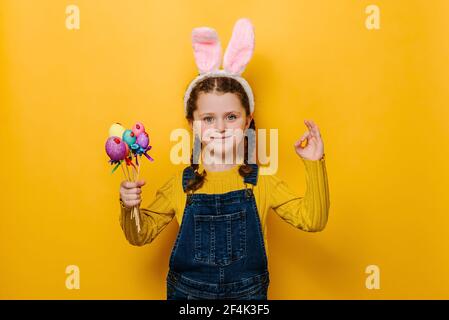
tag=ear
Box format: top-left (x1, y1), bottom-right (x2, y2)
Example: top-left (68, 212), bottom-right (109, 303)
top-left (223, 18), bottom-right (255, 75)
top-left (191, 27), bottom-right (222, 74)
top-left (245, 113), bottom-right (254, 129)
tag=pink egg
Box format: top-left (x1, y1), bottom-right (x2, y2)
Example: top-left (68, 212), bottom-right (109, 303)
top-left (132, 122), bottom-right (145, 136)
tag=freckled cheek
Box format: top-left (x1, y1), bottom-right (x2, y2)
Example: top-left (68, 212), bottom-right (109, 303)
top-left (200, 125), bottom-right (214, 143)
top-left (229, 122), bottom-right (247, 140)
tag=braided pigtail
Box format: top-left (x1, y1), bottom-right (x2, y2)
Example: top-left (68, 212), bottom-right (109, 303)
top-left (238, 118), bottom-right (256, 178)
top-left (185, 133), bottom-right (207, 192)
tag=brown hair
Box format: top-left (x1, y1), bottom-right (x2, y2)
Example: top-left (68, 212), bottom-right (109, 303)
top-left (185, 76), bottom-right (256, 192)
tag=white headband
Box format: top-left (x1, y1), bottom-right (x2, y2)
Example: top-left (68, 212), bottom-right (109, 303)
top-left (183, 18), bottom-right (255, 116)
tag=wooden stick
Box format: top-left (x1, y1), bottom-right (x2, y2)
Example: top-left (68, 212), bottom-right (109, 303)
top-left (135, 157), bottom-right (142, 232)
top-left (126, 157), bottom-right (140, 233)
top-left (132, 165), bottom-right (136, 182)
top-left (132, 206), bottom-right (141, 232)
top-left (131, 162), bottom-right (138, 182)
top-left (137, 158), bottom-right (141, 179)
top-left (133, 158), bottom-right (141, 232)
top-left (125, 163), bottom-right (131, 181)
top-left (120, 162), bottom-right (127, 180)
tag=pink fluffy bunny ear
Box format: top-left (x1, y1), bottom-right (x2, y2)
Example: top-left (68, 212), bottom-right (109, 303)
top-left (223, 18), bottom-right (255, 75)
top-left (191, 27), bottom-right (222, 74)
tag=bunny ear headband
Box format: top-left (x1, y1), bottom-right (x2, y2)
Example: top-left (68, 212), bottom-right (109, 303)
top-left (183, 18), bottom-right (255, 116)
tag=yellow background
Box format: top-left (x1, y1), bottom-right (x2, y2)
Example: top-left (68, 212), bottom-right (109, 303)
top-left (1, 0), bottom-right (448, 299)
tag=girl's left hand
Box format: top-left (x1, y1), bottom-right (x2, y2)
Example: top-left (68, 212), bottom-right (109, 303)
top-left (294, 119), bottom-right (324, 161)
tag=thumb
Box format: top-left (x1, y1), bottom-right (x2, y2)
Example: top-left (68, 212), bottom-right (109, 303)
top-left (136, 179), bottom-right (146, 187)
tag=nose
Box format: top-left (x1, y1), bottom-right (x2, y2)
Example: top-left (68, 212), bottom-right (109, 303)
top-left (215, 118), bottom-right (226, 133)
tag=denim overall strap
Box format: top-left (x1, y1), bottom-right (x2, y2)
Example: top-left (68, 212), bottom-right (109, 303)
top-left (182, 166), bottom-right (196, 192)
top-left (243, 163), bottom-right (259, 186)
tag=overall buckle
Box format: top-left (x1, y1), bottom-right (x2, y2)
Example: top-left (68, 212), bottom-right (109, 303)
top-left (244, 183), bottom-right (254, 198)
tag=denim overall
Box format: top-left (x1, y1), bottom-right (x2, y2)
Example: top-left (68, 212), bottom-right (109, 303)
top-left (166, 163), bottom-right (269, 300)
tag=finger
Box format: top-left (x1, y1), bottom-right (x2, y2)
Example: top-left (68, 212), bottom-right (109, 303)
top-left (295, 134), bottom-right (307, 147)
top-left (125, 199), bottom-right (142, 208)
top-left (300, 130), bottom-right (311, 141)
top-left (124, 193), bottom-right (141, 201)
top-left (295, 131), bottom-right (310, 148)
top-left (304, 119), bottom-right (312, 130)
top-left (307, 136), bottom-right (318, 147)
top-left (121, 180), bottom-right (137, 189)
top-left (309, 120), bottom-right (321, 138)
top-left (304, 120), bottom-right (314, 137)
top-left (123, 187), bottom-right (142, 195)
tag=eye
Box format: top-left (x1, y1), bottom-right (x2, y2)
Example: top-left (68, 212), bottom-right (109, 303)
top-left (226, 114), bottom-right (237, 121)
top-left (203, 116), bottom-right (214, 124)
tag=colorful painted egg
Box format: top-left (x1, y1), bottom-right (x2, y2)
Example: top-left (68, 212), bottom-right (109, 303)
top-left (122, 129), bottom-right (136, 146)
top-left (109, 123), bottom-right (126, 138)
top-left (105, 136), bottom-right (127, 161)
top-left (124, 142), bottom-right (130, 156)
top-left (132, 122), bottom-right (145, 136)
top-left (136, 132), bottom-right (149, 149)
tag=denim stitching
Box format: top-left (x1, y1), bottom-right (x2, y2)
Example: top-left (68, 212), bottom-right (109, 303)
top-left (250, 195), bottom-right (269, 269)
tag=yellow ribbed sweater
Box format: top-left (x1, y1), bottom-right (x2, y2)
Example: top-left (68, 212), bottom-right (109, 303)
top-left (119, 156), bottom-right (330, 257)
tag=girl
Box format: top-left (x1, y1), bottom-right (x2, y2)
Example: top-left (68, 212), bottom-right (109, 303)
top-left (119, 18), bottom-right (329, 300)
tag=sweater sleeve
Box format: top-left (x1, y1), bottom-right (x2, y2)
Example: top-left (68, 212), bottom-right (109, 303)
top-left (269, 156), bottom-right (330, 232)
top-left (119, 174), bottom-right (176, 246)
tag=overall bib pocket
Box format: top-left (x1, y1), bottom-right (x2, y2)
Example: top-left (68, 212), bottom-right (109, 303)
top-left (193, 210), bottom-right (247, 266)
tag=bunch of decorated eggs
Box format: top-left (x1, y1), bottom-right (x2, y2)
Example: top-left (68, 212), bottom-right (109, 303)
top-left (105, 122), bottom-right (153, 165)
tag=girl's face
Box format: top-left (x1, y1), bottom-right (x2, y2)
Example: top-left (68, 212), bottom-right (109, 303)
top-left (190, 92), bottom-right (253, 163)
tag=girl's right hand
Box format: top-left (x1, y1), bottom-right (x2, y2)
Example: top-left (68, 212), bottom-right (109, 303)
top-left (120, 180), bottom-right (146, 209)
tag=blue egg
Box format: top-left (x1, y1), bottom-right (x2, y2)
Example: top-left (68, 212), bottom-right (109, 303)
top-left (122, 129), bottom-right (136, 146)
